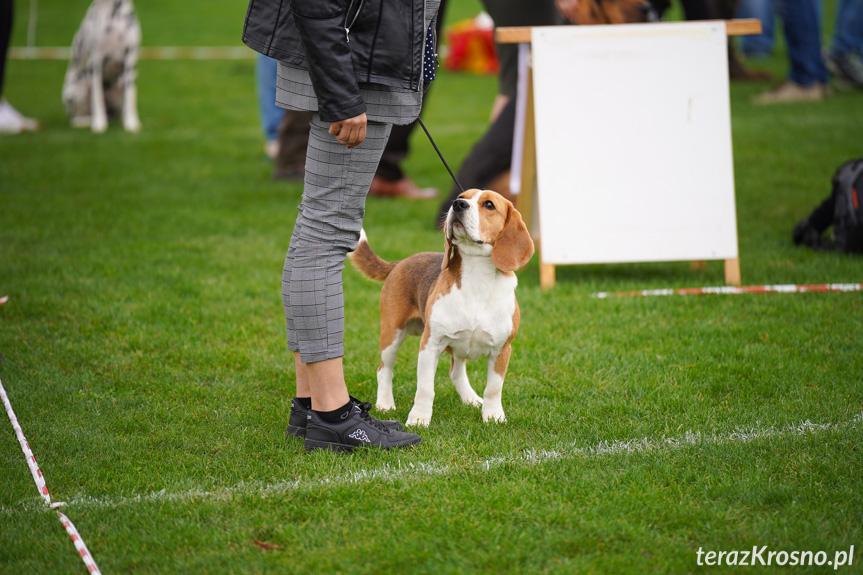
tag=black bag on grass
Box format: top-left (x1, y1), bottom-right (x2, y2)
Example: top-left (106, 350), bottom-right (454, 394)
top-left (831, 158), bottom-right (863, 253)
top-left (793, 157), bottom-right (863, 254)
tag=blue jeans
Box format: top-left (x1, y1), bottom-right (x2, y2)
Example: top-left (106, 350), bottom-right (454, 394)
top-left (830, 0), bottom-right (863, 57)
top-left (776, 0), bottom-right (829, 85)
top-left (256, 54), bottom-right (284, 143)
top-left (737, 0), bottom-right (775, 57)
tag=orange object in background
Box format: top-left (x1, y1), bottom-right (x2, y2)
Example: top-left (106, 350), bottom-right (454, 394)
top-left (443, 13), bottom-right (499, 75)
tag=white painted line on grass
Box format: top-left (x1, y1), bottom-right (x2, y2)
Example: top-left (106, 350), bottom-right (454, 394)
top-left (9, 46), bottom-right (256, 60)
top-left (1, 376), bottom-right (103, 575)
top-left (3, 412), bottom-right (859, 514)
top-left (593, 283), bottom-right (863, 299)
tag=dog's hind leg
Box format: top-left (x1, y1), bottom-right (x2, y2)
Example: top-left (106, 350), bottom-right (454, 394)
top-left (449, 356), bottom-right (482, 408)
top-left (376, 327), bottom-right (406, 412)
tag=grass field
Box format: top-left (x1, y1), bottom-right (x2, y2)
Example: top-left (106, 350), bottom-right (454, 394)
top-left (2, 0), bottom-right (863, 573)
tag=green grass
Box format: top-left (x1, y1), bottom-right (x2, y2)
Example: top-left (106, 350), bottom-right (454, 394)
top-left (2, 0), bottom-right (863, 573)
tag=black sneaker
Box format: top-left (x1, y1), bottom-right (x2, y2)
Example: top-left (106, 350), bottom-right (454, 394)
top-left (304, 403), bottom-right (422, 452)
top-left (827, 52), bottom-right (863, 89)
top-left (285, 397), bottom-right (404, 438)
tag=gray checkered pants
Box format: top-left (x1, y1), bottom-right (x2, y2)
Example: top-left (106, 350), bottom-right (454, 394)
top-left (282, 114), bottom-right (393, 363)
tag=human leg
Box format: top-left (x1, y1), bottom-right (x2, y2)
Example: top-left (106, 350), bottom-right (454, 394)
top-left (256, 54), bottom-right (285, 157)
top-left (754, 0), bottom-right (829, 102)
top-left (830, 0), bottom-right (863, 57)
top-left (374, 123), bottom-right (410, 182)
top-left (775, 0), bottom-right (828, 86)
top-left (281, 116), bottom-right (422, 450)
top-left (0, 0), bottom-right (10, 99)
top-left (273, 110), bottom-right (313, 180)
top-left (283, 116), bottom-right (391, 364)
top-left (827, 0), bottom-right (863, 88)
top-left (368, 121), bottom-right (438, 199)
top-left (0, 0), bottom-right (38, 133)
top-left (737, 0), bottom-right (776, 57)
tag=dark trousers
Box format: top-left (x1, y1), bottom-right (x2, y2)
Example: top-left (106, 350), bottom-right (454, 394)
top-left (0, 0), bottom-right (12, 98)
top-left (374, 0), bottom-right (448, 182)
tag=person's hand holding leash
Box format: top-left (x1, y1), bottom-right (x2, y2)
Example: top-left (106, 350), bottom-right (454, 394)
top-left (329, 112), bottom-right (367, 147)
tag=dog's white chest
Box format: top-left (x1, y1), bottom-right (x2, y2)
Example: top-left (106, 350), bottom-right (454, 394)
top-left (428, 266), bottom-right (517, 361)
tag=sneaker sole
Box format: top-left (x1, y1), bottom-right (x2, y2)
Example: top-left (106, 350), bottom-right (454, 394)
top-left (286, 420), bottom-right (402, 439)
top-left (304, 439), bottom-right (357, 453)
top-left (304, 437), bottom-right (422, 453)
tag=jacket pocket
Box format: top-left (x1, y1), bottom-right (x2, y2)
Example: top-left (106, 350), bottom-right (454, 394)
top-left (291, 0), bottom-right (350, 19)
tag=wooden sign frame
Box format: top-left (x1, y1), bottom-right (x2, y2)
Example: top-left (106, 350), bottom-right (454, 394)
top-left (497, 20), bottom-right (762, 289)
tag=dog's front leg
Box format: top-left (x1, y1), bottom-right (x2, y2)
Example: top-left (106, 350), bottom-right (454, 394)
top-left (89, 52), bottom-right (108, 133)
top-left (121, 45), bottom-right (141, 133)
top-left (482, 344), bottom-right (510, 423)
top-left (407, 340), bottom-right (442, 427)
top-left (88, 50), bottom-right (108, 132)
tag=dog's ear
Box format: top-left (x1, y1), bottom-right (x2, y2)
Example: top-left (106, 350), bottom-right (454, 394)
top-left (491, 206), bottom-right (535, 272)
top-left (442, 229), bottom-right (455, 270)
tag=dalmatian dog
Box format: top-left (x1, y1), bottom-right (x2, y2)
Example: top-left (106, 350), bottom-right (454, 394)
top-left (63, 0), bottom-right (141, 133)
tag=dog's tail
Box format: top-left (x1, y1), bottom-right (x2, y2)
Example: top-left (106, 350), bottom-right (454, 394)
top-left (348, 229), bottom-right (398, 282)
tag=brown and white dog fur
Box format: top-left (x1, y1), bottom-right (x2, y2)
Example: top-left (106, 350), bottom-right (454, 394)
top-left (349, 189), bottom-right (534, 426)
top-left (63, 0), bottom-right (141, 133)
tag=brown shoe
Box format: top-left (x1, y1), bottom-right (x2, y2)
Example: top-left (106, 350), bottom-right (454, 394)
top-left (730, 65), bottom-right (772, 82)
top-left (753, 80), bottom-right (827, 105)
top-left (729, 52), bottom-right (771, 82)
top-left (369, 176), bottom-right (438, 199)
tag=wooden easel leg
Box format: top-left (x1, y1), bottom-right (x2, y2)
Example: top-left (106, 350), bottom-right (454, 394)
top-left (517, 65), bottom-right (538, 236)
top-left (724, 258), bottom-right (741, 286)
top-left (540, 263), bottom-right (556, 289)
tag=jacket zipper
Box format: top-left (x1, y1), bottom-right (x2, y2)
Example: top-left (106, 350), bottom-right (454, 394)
top-left (344, 0), bottom-right (365, 43)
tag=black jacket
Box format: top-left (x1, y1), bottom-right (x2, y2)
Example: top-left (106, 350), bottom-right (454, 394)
top-left (243, 0), bottom-right (431, 122)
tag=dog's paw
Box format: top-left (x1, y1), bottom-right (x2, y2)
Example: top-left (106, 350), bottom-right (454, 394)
top-left (123, 118), bottom-right (141, 133)
top-left (482, 408), bottom-right (507, 423)
top-left (463, 395), bottom-right (483, 408)
top-left (70, 116), bottom-right (92, 129)
top-left (91, 119), bottom-right (108, 133)
top-left (375, 400), bottom-right (396, 412)
top-left (406, 409), bottom-right (432, 427)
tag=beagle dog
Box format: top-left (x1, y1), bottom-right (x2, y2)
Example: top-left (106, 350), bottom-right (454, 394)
top-left (350, 189), bottom-right (534, 426)
top-left (63, 0), bottom-right (142, 133)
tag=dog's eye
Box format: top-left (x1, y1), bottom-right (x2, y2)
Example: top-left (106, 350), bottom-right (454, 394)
top-left (482, 201), bottom-right (496, 210)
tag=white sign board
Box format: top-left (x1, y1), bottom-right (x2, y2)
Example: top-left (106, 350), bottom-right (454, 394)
top-left (531, 22), bottom-right (739, 265)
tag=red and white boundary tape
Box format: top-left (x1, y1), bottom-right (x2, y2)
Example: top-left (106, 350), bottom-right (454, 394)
top-left (58, 511), bottom-right (102, 574)
top-left (1, 376), bottom-right (102, 575)
top-left (593, 283), bottom-right (863, 299)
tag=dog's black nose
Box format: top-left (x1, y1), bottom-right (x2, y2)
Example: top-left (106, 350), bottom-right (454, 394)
top-left (453, 199), bottom-right (470, 213)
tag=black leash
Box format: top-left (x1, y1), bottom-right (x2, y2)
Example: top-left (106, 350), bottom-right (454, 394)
top-left (417, 117), bottom-right (465, 194)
